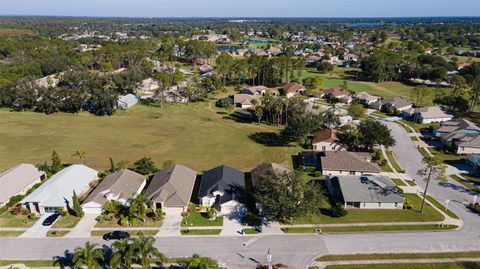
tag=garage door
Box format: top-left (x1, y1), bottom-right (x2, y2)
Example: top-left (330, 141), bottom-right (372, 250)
top-left (82, 206), bottom-right (102, 214)
top-left (163, 207), bottom-right (184, 215)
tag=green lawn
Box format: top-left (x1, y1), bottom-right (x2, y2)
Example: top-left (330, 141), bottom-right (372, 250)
top-left (396, 121), bottom-right (414, 133)
top-left (418, 147), bottom-right (431, 158)
top-left (0, 100), bottom-right (299, 172)
top-left (181, 205), bottom-right (223, 227)
top-left (391, 178), bottom-right (407, 186)
top-left (460, 173), bottom-right (480, 186)
top-left (317, 251), bottom-right (480, 261)
top-left (0, 212), bottom-right (38, 228)
top-left (180, 229), bottom-right (222, 235)
top-left (450, 175), bottom-right (480, 193)
top-left (429, 147), bottom-right (466, 163)
top-left (325, 262), bottom-right (480, 269)
top-left (386, 151), bottom-right (404, 173)
top-left (406, 180), bottom-right (417, 186)
top-left (293, 194), bottom-right (444, 224)
top-left (95, 216), bottom-right (162, 228)
top-left (281, 224), bottom-right (457, 234)
top-left (0, 231), bottom-right (23, 237)
top-left (425, 195), bottom-right (459, 219)
top-left (243, 228), bottom-right (259, 234)
top-left (411, 136), bottom-right (419, 141)
top-left (51, 215), bottom-right (81, 228)
top-left (91, 230), bottom-right (159, 237)
top-left (46, 230), bottom-right (69, 237)
top-left (399, 120), bottom-right (439, 133)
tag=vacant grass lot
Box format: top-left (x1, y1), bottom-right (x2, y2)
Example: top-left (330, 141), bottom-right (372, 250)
top-left (293, 194), bottom-right (444, 224)
top-left (0, 100), bottom-right (299, 171)
top-left (0, 212), bottom-right (38, 228)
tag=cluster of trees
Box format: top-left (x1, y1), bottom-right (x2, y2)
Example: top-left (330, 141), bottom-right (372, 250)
top-left (99, 194), bottom-right (159, 226)
top-left (71, 238), bottom-right (219, 269)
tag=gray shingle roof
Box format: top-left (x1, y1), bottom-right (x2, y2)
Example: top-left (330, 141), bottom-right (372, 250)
top-left (329, 176), bottom-right (405, 203)
top-left (145, 164), bottom-right (197, 208)
top-left (435, 118), bottom-right (480, 134)
top-left (83, 169), bottom-right (145, 206)
top-left (0, 164), bottom-right (45, 204)
top-left (321, 151), bottom-right (381, 173)
top-left (199, 165), bottom-right (245, 204)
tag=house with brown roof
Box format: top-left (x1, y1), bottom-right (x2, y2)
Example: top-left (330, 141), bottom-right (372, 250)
top-left (320, 151), bottom-right (381, 176)
top-left (251, 162), bottom-right (291, 186)
top-left (312, 129), bottom-right (346, 151)
top-left (355, 91), bottom-right (380, 105)
top-left (145, 164), bottom-right (197, 215)
top-left (0, 164), bottom-right (46, 207)
top-left (233, 94), bottom-right (261, 108)
top-left (282, 82), bottom-right (306, 98)
top-left (370, 97), bottom-right (412, 112)
top-left (82, 169), bottom-right (146, 214)
top-left (318, 88), bottom-right (352, 103)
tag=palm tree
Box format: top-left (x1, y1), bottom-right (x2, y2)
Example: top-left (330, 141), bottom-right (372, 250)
top-left (127, 194), bottom-right (152, 223)
top-left (73, 242), bottom-right (104, 269)
top-left (132, 237), bottom-right (165, 269)
top-left (110, 238), bottom-right (135, 269)
top-left (186, 254), bottom-right (219, 269)
top-left (71, 150), bottom-right (87, 164)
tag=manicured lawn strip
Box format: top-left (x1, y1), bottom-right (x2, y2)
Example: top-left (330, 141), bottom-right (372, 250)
top-left (396, 121), bottom-right (414, 133)
top-left (317, 251), bottom-right (480, 261)
top-left (406, 180), bottom-right (417, 186)
top-left (46, 230), bottom-right (69, 237)
top-left (0, 231), bottom-right (23, 237)
top-left (52, 215), bottom-right (81, 228)
top-left (386, 151), bottom-right (404, 173)
top-left (425, 195), bottom-right (459, 219)
top-left (0, 101), bottom-right (299, 172)
top-left (460, 173), bottom-right (480, 186)
top-left (95, 216), bottom-right (162, 228)
top-left (282, 224), bottom-right (457, 234)
top-left (0, 260), bottom-right (57, 267)
top-left (324, 262), bottom-right (480, 269)
top-left (391, 178), bottom-right (407, 186)
top-left (399, 120), bottom-right (439, 133)
top-left (180, 229), bottom-right (221, 235)
top-left (411, 136), bottom-right (419, 141)
top-left (450, 175), bottom-right (480, 193)
top-left (429, 147), bottom-right (466, 162)
top-left (375, 150), bottom-right (393, 173)
top-left (293, 194), bottom-right (444, 224)
top-left (91, 230), bottom-right (159, 237)
top-left (0, 212), bottom-right (38, 228)
top-left (181, 205), bottom-right (223, 227)
top-left (418, 147), bottom-right (431, 158)
top-left (243, 228), bottom-right (259, 234)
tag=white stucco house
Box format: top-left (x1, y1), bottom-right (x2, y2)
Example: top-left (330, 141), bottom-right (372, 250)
top-left (21, 165), bottom-right (98, 215)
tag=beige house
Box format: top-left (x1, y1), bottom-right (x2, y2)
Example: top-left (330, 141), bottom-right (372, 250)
top-left (312, 129), bottom-right (346, 151)
top-left (320, 151), bottom-right (381, 176)
top-left (355, 91), bottom-right (381, 105)
top-left (0, 164), bottom-right (46, 207)
top-left (283, 82), bottom-right (306, 98)
top-left (145, 164), bottom-right (197, 215)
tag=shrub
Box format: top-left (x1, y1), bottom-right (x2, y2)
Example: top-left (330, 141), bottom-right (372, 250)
top-left (403, 198), bottom-right (413, 210)
top-left (330, 203), bottom-right (348, 218)
top-left (312, 171), bottom-right (322, 177)
top-left (215, 99), bottom-right (231, 108)
top-left (27, 213), bottom-right (36, 219)
top-left (104, 200), bottom-right (122, 215)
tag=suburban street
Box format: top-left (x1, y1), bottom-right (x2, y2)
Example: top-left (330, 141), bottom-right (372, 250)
top-left (1, 120), bottom-right (480, 269)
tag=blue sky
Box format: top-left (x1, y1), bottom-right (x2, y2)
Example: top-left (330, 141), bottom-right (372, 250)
top-left (1, 0), bottom-right (479, 17)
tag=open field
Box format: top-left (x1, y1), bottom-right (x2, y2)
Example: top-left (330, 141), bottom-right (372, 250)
top-left (0, 100), bottom-right (300, 171)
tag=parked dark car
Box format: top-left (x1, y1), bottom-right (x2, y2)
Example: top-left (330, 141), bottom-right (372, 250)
top-left (103, 231), bottom-right (130, 241)
top-left (42, 213), bottom-right (60, 226)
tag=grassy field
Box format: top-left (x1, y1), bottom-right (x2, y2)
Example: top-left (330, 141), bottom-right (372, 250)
top-left (181, 205), bottom-right (223, 227)
top-left (324, 262), bottom-right (480, 269)
top-left (51, 215), bottom-right (81, 228)
top-left (281, 224), bottom-right (457, 234)
top-left (91, 230), bottom-right (158, 237)
top-left (293, 194), bottom-right (444, 224)
top-left (0, 212), bottom-right (38, 228)
top-left (180, 229), bottom-right (222, 235)
top-left (0, 99), bottom-right (300, 171)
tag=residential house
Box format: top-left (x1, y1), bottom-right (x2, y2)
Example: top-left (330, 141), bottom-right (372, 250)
top-left (320, 151), bottom-right (381, 176)
top-left (326, 176), bottom-right (404, 209)
top-left (21, 165), bottom-right (98, 215)
top-left (144, 164), bottom-right (197, 214)
top-left (0, 164), bottom-right (46, 207)
top-left (251, 162), bottom-right (290, 186)
top-left (433, 118), bottom-right (480, 137)
top-left (355, 91), bottom-right (381, 105)
top-left (233, 94), bottom-right (260, 108)
top-left (318, 88), bottom-right (352, 103)
top-left (370, 97), bottom-right (413, 112)
top-left (441, 133), bottom-right (480, 154)
top-left (81, 169), bottom-right (146, 214)
top-left (312, 129), bottom-right (346, 151)
top-left (239, 86), bottom-right (267, 96)
top-left (403, 106), bottom-right (453, 123)
top-left (117, 94), bottom-right (138, 109)
top-left (282, 82), bottom-right (306, 98)
top-left (198, 165), bottom-right (245, 215)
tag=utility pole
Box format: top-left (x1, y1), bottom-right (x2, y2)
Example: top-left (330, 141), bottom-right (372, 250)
top-left (420, 164), bottom-right (433, 214)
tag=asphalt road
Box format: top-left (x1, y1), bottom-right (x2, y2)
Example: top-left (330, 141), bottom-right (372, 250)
top-left (1, 120), bottom-right (480, 269)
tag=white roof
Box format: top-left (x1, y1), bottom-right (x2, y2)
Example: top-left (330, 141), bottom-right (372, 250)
top-left (0, 164), bottom-right (45, 203)
top-left (118, 94), bottom-right (138, 105)
top-left (21, 164), bottom-right (98, 207)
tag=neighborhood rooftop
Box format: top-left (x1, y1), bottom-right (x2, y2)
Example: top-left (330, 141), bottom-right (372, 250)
top-left (330, 175), bottom-right (405, 203)
top-left (0, 164), bottom-right (45, 205)
top-left (320, 151), bottom-right (381, 173)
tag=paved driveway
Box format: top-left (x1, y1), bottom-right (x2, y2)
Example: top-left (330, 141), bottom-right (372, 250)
top-left (19, 214), bottom-right (54, 238)
top-left (157, 212), bottom-right (182, 237)
top-left (65, 214), bottom-right (98, 238)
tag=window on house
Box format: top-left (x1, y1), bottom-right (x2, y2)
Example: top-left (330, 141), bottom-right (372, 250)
top-left (350, 171), bottom-right (355, 175)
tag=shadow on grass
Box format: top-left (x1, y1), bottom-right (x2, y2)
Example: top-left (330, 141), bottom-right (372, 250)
top-left (248, 132), bottom-right (288, 147)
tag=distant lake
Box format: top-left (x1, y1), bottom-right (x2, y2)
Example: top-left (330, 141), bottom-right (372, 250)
top-left (247, 39), bottom-right (270, 44)
top-left (350, 23), bottom-right (384, 27)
